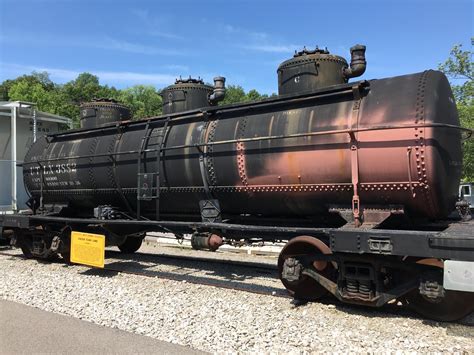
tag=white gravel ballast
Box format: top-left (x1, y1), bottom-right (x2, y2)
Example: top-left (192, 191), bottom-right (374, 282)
top-left (1, 252), bottom-right (473, 353)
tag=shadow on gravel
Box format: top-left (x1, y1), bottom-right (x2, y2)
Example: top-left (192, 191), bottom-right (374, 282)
top-left (106, 249), bottom-right (277, 272)
top-left (442, 320), bottom-right (474, 337)
top-left (76, 251), bottom-right (286, 297)
top-left (105, 250), bottom-right (277, 277)
top-left (80, 268), bottom-right (119, 278)
top-left (423, 313), bottom-right (474, 329)
top-left (328, 298), bottom-right (474, 331)
top-left (286, 293), bottom-right (473, 330)
top-left (332, 299), bottom-right (418, 320)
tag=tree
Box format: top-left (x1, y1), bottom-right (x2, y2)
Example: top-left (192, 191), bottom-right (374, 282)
top-left (0, 79), bottom-right (14, 100)
top-left (8, 80), bottom-right (57, 112)
top-left (7, 72), bottom-right (66, 117)
top-left (59, 73), bottom-right (123, 126)
top-left (0, 71), bottom-right (271, 128)
top-left (221, 85), bottom-right (271, 105)
top-left (221, 85), bottom-right (247, 105)
top-left (439, 41), bottom-right (473, 181)
top-left (116, 85), bottom-right (162, 118)
top-left (246, 89), bottom-right (267, 101)
top-left (439, 44), bottom-right (473, 104)
top-left (0, 71), bottom-right (54, 101)
top-left (62, 73), bottom-right (104, 105)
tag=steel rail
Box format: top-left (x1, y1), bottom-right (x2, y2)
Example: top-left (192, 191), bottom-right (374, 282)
top-left (0, 248), bottom-right (278, 272)
top-left (0, 249), bottom-right (289, 299)
top-left (106, 249), bottom-right (278, 272)
top-left (103, 265), bottom-right (289, 299)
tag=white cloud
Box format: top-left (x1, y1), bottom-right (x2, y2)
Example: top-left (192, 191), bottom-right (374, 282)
top-left (98, 37), bottom-right (182, 55)
top-left (0, 63), bottom-right (178, 86)
top-left (0, 32), bottom-right (183, 56)
top-left (145, 30), bottom-right (184, 40)
top-left (162, 64), bottom-right (190, 71)
top-left (131, 8), bottom-right (149, 19)
top-left (96, 70), bottom-right (176, 84)
top-left (219, 23), bottom-right (298, 54)
top-left (130, 9), bottom-right (184, 40)
top-left (241, 44), bottom-right (300, 53)
top-left (223, 24), bottom-right (268, 40)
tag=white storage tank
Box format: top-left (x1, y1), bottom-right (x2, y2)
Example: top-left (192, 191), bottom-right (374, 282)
top-left (0, 101), bottom-right (72, 212)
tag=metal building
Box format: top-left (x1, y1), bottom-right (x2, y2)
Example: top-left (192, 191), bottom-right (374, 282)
top-left (459, 182), bottom-right (474, 209)
top-left (0, 101), bottom-right (72, 212)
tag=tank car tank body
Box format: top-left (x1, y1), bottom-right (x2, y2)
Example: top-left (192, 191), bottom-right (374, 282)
top-left (23, 49), bottom-right (462, 223)
top-left (2, 44), bottom-right (473, 322)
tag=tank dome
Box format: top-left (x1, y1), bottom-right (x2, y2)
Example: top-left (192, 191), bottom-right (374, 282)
top-left (277, 45), bottom-right (366, 95)
top-left (161, 77), bottom-right (214, 115)
top-left (80, 98), bottom-right (131, 129)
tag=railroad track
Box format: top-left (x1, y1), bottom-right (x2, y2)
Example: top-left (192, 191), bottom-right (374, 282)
top-left (1, 247), bottom-right (472, 324)
top-left (0, 248), bottom-right (289, 300)
top-left (107, 248), bottom-right (278, 272)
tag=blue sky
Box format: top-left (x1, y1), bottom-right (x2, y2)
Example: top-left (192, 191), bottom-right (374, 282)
top-left (0, 0), bottom-right (472, 94)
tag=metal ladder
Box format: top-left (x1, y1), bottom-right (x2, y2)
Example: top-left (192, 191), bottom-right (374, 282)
top-left (136, 119), bottom-right (170, 220)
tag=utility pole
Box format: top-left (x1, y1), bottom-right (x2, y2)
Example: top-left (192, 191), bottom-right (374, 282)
top-left (11, 105), bottom-right (17, 211)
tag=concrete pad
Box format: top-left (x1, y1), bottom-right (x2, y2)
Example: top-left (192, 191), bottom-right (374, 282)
top-left (0, 299), bottom-right (205, 354)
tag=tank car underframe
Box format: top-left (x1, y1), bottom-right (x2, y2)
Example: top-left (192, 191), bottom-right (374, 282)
top-left (2, 213), bottom-right (473, 320)
top-left (2, 213), bottom-right (473, 259)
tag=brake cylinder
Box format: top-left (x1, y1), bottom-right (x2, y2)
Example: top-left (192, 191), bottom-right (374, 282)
top-left (191, 233), bottom-right (223, 251)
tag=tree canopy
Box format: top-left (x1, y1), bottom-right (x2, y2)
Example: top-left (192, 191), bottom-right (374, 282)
top-left (439, 41), bottom-right (474, 182)
top-left (220, 85), bottom-right (272, 105)
top-left (117, 85), bottom-right (163, 118)
top-left (0, 73), bottom-right (271, 127)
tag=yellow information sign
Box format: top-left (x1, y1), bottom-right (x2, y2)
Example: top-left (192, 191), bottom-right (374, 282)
top-left (70, 231), bottom-right (105, 268)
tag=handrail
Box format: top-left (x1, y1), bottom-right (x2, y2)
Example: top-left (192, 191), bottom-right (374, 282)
top-left (22, 122), bottom-right (471, 166)
top-left (48, 82), bottom-right (365, 140)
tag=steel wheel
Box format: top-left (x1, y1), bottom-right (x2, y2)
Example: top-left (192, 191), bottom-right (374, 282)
top-left (404, 258), bottom-right (474, 322)
top-left (118, 237), bottom-right (143, 254)
top-left (59, 227), bottom-right (71, 263)
top-left (61, 251), bottom-right (71, 263)
top-left (405, 289), bottom-right (474, 322)
top-left (13, 230), bottom-right (33, 259)
top-left (278, 236), bottom-right (333, 301)
top-left (20, 245), bottom-right (34, 259)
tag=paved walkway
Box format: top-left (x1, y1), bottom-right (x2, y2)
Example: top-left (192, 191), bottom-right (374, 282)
top-left (0, 299), bottom-right (205, 354)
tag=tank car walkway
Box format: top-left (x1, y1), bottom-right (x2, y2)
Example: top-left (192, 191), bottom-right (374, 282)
top-left (0, 300), bottom-right (204, 354)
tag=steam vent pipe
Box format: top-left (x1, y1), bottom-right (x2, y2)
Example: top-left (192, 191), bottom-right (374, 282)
top-left (208, 76), bottom-right (226, 105)
top-left (343, 44), bottom-right (367, 79)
